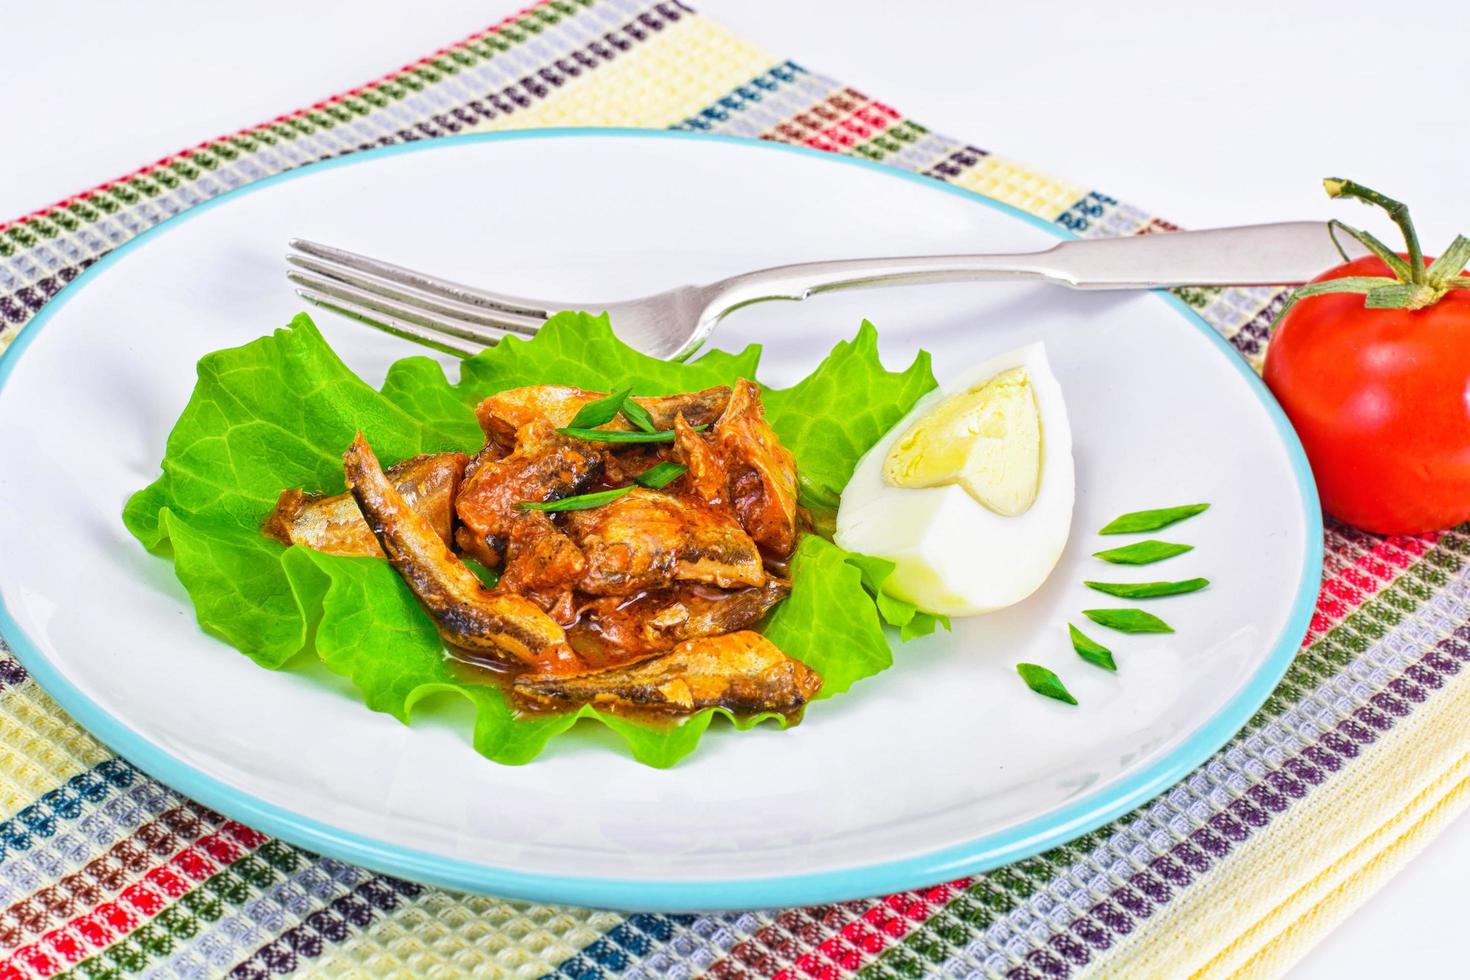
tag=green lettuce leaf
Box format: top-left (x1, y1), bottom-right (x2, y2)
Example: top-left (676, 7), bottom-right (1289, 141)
top-left (764, 320), bottom-right (935, 508)
top-left (456, 316), bottom-right (761, 400)
top-left (125, 311), bottom-right (938, 767)
top-left (763, 536), bottom-right (892, 697)
top-left (842, 552), bottom-right (953, 642)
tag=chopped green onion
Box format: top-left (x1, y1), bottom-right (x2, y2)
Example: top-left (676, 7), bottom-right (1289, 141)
top-left (567, 387), bottom-right (632, 429)
top-left (1016, 663), bottom-right (1078, 705)
top-left (463, 556), bottom-right (501, 589)
top-left (1084, 578), bottom-right (1209, 599)
top-left (1099, 503), bottom-right (1209, 534)
top-left (558, 424), bottom-right (706, 444)
top-left (620, 398), bottom-right (657, 434)
top-left (1083, 608), bottom-right (1175, 634)
top-left (516, 462), bottom-right (691, 509)
top-left (1093, 540), bottom-right (1193, 565)
top-left (517, 486), bottom-right (634, 512)
top-left (634, 461), bottom-right (687, 489)
top-left (1069, 625), bottom-right (1116, 671)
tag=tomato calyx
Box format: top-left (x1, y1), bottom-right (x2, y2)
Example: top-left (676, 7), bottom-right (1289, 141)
top-left (1274, 178), bottom-right (1470, 324)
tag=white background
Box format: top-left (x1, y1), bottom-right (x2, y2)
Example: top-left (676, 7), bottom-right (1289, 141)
top-left (7, 1), bottom-right (1468, 974)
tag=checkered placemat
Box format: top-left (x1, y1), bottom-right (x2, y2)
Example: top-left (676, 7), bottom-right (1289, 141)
top-left (6, 2), bottom-right (1470, 977)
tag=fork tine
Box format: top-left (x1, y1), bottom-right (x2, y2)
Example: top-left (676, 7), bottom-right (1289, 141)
top-left (287, 254), bottom-right (546, 336)
top-left (293, 287), bottom-right (482, 358)
top-left (287, 271), bottom-right (527, 350)
top-left (289, 239), bottom-right (557, 320)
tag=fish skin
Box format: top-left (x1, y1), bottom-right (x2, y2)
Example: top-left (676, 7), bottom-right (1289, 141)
top-left (262, 452), bottom-right (466, 557)
top-left (570, 578), bottom-right (791, 659)
top-left (344, 433), bottom-right (585, 674)
top-left (512, 630), bottom-right (821, 714)
top-left (634, 387), bottom-right (732, 431)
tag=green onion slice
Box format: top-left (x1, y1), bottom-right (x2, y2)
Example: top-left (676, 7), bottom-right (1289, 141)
top-left (1084, 578), bottom-right (1209, 599)
top-left (1069, 625), bottom-right (1116, 671)
top-left (634, 461), bottom-right (687, 489)
top-left (1093, 540), bottom-right (1193, 565)
top-left (1016, 663), bottom-right (1078, 705)
top-left (566, 387), bottom-right (633, 429)
top-left (558, 424), bottom-right (705, 444)
top-left (1099, 503), bottom-right (1209, 534)
top-left (620, 398), bottom-right (658, 434)
top-left (1082, 608), bottom-right (1175, 634)
top-left (517, 486), bottom-right (635, 512)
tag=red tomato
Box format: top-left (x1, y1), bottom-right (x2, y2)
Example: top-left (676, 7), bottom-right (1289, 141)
top-left (1263, 253), bottom-right (1470, 534)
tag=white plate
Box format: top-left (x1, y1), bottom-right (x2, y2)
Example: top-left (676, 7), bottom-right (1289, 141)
top-left (0, 130), bottom-right (1320, 910)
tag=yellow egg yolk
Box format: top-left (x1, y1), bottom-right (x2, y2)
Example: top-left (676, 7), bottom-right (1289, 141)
top-left (882, 366), bottom-right (1042, 517)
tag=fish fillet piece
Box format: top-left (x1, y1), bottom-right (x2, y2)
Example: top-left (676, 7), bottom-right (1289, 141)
top-left (714, 379), bottom-right (799, 558)
top-left (570, 578), bottom-right (791, 660)
top-left (262, 452), bottom-right (466, 557)
top-left (567, 488), bottom-right (765, 594)
top-left (475, 384), bottom-right (731, 447)
top-left (674, 413), bottom-right (728, 506)
top-left (476, 385), bottom-right (601, 448)
top-left (454, 418), bottom-right (602, 566)
top-left (343, 434), bottom-right (584, 674)
top-left (498, 510), bottom-right (586, 620)
top-left (512, 631), bottom-right (821, 714)
top-left (627, 387), bottom-right (732, 430)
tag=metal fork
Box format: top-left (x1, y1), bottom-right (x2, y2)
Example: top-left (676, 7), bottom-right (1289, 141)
top-left (286, 222), bottom-right (1360, 360)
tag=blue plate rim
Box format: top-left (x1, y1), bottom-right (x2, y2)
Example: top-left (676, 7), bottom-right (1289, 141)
top-left (0, 127), bottom-right (1323, 911)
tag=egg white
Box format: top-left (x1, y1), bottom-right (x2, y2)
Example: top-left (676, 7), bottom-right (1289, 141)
top-left (834, 341), bottom-right (1075, 616)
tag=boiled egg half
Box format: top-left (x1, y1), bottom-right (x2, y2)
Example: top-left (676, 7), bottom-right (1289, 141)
top-left (834, 342), bottom-right (1074, 616)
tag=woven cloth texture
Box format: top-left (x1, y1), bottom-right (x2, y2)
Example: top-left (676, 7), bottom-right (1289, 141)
top-left (4, 2), bottom-right (1469, 977)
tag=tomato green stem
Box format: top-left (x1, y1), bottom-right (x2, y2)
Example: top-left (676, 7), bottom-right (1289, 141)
top-left (1323, 178), bottom-right (1426, 284)
top-left (1327, 219), bottom-right (1413, 281)
top-left (1271, 178), bottom-right (1467, 325)
top-left (1267, 177), bottom-right (1470, 330)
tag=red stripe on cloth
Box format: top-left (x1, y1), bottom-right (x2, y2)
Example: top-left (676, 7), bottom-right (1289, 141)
top-left (1304, 530), bottom-right (1437, 642)
top-left (2, 822), bottom-right (267, 979)
top-left (810, 881), bottom-right (968, 975)
top-left (712, 880), bottom-right (970, 980)
top-left (0, 804), bottom-right (233, 951)
top-left (799, 99), bottom-right (899, 153)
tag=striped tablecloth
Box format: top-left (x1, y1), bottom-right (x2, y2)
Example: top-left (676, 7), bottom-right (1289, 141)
top-left (5, 2), bottom-right (1470, 977)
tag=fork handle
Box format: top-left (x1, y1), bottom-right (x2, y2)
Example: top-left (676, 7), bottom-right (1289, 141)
top-left (711, 253), bottom-right (1065, 312)
top-left (703, 221), bottom-right (1352, 318)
